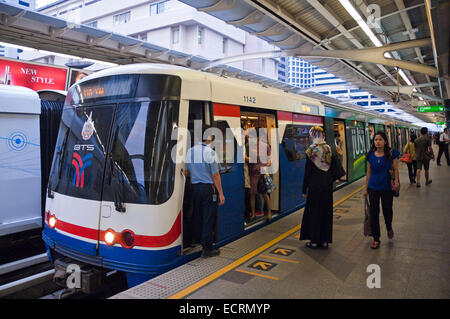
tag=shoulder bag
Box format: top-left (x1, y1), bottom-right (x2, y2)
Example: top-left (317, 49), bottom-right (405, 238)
top-left (364, 197), bottom-right (372, 237)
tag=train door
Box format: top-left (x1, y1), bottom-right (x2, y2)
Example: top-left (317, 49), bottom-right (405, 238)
top-left (345, 120), bottom-right (367, 182)
top-left (387, 126), bottom-right (393, 148)
top-left (241, 110), bottom-right (279, 225)
top-left (333, 120), bottom-right (347, 182)
top-left (278, 112), bottom-right (323, 212)
top-left (368, 124), bottom-right (375, 144)
top-left (212, 103), bottom-right (245, 240)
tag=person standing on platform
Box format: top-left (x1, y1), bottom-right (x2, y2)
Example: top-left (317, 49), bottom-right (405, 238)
top-left (363, 131), bottom-right (399, 249)
top-left (414, 127), bottom-right (433, 187)
top-left (300, 126), bottom-right (333, 249)
top-left (403, 134), bottom-right (417, 184)
top-left (185, 125), bottom-right (225, 258)
top-left (437, 128), bottom-right (450, 166)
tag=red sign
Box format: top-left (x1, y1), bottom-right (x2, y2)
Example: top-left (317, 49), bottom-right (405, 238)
top-left (292, 113), bottom-right (323, 125)
top-left (0, 58), bottom-right (67, 91)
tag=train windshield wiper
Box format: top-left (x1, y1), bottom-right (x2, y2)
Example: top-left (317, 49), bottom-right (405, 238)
top-left (49, 128), bottom-right (70, 198)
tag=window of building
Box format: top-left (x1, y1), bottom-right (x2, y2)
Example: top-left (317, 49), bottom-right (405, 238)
top-left (18, 0), bottom-right (30, 7)
top-left (150, 0), bottom-right (168, 15)
top-left (222, 37), bottom-right (228, 54)
top-left (198, 27), bottom-right (203, 45)
top-left (113, 11), bottom-right (130, 25)
top-left (172, 26), bottom-right (179, 44)
top-left (86, 21), bottom-right (98, 28)
top-left (331, 90), bottom-right (348, 94)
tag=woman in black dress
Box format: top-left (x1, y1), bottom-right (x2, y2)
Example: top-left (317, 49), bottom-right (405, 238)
top-left (300, 126), bottom-right (334, 249)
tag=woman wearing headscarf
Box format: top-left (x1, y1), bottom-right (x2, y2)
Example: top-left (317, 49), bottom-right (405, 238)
top-left (299, 126), bottom-right (334, 249)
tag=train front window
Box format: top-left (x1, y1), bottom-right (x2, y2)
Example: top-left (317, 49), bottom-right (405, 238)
top-left (103, 101), bottom-right (179, 205)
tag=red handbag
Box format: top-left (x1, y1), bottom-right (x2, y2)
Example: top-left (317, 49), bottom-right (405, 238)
top-left (400, 153), bottom-right (412, 163)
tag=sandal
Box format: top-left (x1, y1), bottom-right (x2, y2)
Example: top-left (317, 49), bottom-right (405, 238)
top-left (370, 241), bottom-right (380, 249)
top-left (387, 229), bottom-right (394, 239)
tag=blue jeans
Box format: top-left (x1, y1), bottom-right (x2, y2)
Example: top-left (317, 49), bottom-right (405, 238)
top-left (192, 183), bottom-right (218, 251)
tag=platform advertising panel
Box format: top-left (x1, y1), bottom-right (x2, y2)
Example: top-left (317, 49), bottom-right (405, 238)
top-left (0, 58), bottom-right (68, 91)
top-left (345, 120), bottom-right (367, 182)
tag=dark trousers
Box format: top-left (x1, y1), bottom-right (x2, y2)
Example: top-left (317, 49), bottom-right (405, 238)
top-left (192, 183), bottom-right (217, 251)
top-left (406, 160), bottom-right (417, 182)
top-left (368, 188), bottom-right (393, 242)
top-left (437, 144), bottom-right (449, 165)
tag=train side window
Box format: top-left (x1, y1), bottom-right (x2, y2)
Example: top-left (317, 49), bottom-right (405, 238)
top-left (214, 120), bottom-right (237, 173)
top-left (281, 124), bottom-right (310, 161)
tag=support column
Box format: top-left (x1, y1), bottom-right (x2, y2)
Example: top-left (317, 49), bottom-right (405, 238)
top-left (445, 99), bottom-right (450, 129)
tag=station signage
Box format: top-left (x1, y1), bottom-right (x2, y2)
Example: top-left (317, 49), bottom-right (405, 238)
top-left (417, 105), bottom-right (445, 113)
top-left (435, 122), bottom-right (446, 125)
top-left (0, 58), bottom-right (68, 91)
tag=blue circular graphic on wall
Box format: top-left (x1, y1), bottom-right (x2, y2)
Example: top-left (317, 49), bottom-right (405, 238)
top-left (7, 131), bottom-right (28, 152)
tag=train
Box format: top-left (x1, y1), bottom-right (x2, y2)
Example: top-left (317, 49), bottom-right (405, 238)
top-left (41, 63), bottom-right (419, 291)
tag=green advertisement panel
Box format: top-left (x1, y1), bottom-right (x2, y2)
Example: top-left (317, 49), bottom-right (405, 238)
top-left (345, 120), bottom-right (367, 182)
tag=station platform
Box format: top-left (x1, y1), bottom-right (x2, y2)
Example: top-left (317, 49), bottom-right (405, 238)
top-left (112, 150), bottom-right (450, 299)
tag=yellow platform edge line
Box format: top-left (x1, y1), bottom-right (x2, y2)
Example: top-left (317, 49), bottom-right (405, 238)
top-left (235, 269), bottom-right (279, 280)
top-left (168, 183), bottom-right (365, 299)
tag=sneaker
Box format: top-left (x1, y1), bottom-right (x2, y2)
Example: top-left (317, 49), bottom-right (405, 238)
top-left (416, 183), bottom-right (421, 188)
top-left (202, 249), bottom-right (220, 258)
top-left (426, 180), bottom-right (432, 185)
top-left (306, 242), bottom-right (319, 249)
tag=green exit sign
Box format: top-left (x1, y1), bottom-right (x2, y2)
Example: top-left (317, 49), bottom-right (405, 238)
top-left (418, 105), bottom-right (445, 112)
top-left (436, 122), bottom-right (446, 125)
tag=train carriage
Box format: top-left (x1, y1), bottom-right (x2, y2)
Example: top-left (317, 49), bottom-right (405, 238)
top-left (42, 64), bottom-right (418, 290)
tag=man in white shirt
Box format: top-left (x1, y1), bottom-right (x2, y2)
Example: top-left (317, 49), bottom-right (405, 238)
top-left (437, 128), bottom-right (450, 166)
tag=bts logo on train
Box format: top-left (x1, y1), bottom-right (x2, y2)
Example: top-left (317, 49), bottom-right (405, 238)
top-left (71, 153), bottom-right (93, 188)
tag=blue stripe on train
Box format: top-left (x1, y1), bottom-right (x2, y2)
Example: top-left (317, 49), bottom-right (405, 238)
top-left (43, 225), bottom-right (192, 281)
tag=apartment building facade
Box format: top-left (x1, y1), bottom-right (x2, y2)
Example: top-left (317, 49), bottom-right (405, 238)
top-left (278, 56), bottom-right (395, 114)
top-left (19, 0), bottom-right (278, 78)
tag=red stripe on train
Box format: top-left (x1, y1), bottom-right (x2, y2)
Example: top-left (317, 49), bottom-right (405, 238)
top-left (53, 212), bottom-right (181, 248)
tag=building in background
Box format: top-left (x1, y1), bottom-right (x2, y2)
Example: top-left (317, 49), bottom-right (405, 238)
top-left (278, 55), bottom-right (408, 118)
top-left (17, 0), bottom-right (278, 78)
top-left (0, 0), bottom-right (36, 58)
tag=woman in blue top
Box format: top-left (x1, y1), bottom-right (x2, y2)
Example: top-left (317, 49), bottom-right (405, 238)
top-left (363, 131), bottom-right (400, 249)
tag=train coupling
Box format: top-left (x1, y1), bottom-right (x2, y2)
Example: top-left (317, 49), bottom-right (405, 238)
top-left (53, 257), bottom-right (103, 295)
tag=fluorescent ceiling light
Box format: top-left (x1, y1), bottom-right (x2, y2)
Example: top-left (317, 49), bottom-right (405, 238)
top-left (339, 0), bottom-right (414, 86)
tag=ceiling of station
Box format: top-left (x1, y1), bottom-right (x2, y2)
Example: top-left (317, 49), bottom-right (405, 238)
top-left (1, 0), bottom-right (448, 124)
top-left (179, 0), bottom-right (448, 124)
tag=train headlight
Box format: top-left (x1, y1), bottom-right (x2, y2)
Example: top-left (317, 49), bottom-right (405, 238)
top-left (104, 229), bottom-right (116, 245)
top-left (49, 215), bottom-right (57, 229)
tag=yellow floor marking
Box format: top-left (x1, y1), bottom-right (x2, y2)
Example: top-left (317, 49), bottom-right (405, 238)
top-left (333, 185), bottom-right (365, 207)
top-left (235, 269), bottom-right (279, 280)
top-left (168, 183), bottom-right (364, 299)
top-left (260, 255), bottom-right (299, 264)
